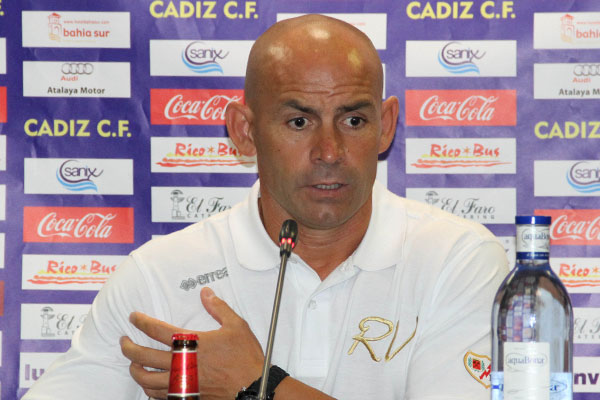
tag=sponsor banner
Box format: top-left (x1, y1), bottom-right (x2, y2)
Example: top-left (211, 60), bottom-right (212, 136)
top-left (0, 233), bottom-right (4, 269)
top-left (573, 307), bottom-right (600, 344)
top-left (151, 137), bottom-right (257, 173)
top-left (405, 138), bottom-right (516, 174)
top-left (497, 236), bottom-right (516, 271)
top-left (0, 185), bottom-right (5, 220)
top-left (277, 13), bottom-right (387, 50)
top-left (22, 11), bottom-right (130, 48)
top-left (22, 254), bottom-right (124, 291)
top-left (24, 158), bottom-right (133, 195)
top-left (150, 88), bottom-right (244, 125)
top-left (23, 61), bottom-right (131, 98)
top-left (551, 257), bottom-right (600, 294)
top-left (534, 63), bottom-right (600, 100)
top-left (535, 160), bottom-right (600, 196)
top-left (574, 357), bottom-right (600, 392)
top-left (534, 13), bottom-right (600, 49)
top-left (405, 89), bottom-right (516, 126)
top-left (21, 303), bottom-right (90, 340)
top-left (405, 40), bottom-right (517, 77)
top-left (149, 40), bottom-right (252, 77)
top-left (0, 86), bottom-right (6, 123)
top-left (405, 188), bottom-right (516, 224)
top-left (23, 207), bottom-right (134, 243)
top-left (0, 134), bottom-right (6, 170)
top-left (19, 352), bottom-right (63, 389)
top-left (537, 209), bottom-right (600, 246)
top-left (151, 186), bottom-right (250, 222)
top-left (0, 38), bottom-right (5, 74)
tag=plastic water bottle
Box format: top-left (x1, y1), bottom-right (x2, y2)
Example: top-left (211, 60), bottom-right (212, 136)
top-left (491, 216), bottom-right (573, 400)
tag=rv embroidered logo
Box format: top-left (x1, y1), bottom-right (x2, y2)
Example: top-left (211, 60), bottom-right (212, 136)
top-left (464, 351), bottom-right (491, 388)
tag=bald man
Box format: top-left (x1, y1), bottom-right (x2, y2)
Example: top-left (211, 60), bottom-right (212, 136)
top-left (23, 15), bottom-right (508, 400)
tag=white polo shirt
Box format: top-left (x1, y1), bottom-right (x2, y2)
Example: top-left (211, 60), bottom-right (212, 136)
top-left (24, 180), bottom-right (508, 400)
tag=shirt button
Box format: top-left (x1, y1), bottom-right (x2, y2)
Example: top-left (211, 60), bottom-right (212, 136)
top-left (308, 300), bottom-right (317, 310)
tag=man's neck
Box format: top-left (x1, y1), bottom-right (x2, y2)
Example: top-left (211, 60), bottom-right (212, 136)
top-left (258, 197), bottom-right (372, 281)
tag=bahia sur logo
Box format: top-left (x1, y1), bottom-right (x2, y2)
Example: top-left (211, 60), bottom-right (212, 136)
top-left (567, 161), bottom-right (600, 193)
top-left (56, 159), bottom-right (103, 192)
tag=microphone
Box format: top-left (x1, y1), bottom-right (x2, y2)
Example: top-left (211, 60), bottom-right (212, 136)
top-left (257, 219), bottom-right (298, 400)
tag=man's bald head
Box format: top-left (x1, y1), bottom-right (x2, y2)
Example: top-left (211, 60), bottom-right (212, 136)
top-left (244, 14), bottom-right (383, 109)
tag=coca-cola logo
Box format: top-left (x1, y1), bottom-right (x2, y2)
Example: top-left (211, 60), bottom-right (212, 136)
top-left (151, 89), bottom-right (244, 126)
top-left (24, 207), bottom-right (134, 243)
top-left (37, 212), bottom-right (115, 239)
top-left (164, 94), bottom-right (241, 121)
top-left (539, 209), bottom-right (600, 245)
top-left (419, 95), bottom-right (497, 122)
top-left (406, 90), bottom-right (516, 126)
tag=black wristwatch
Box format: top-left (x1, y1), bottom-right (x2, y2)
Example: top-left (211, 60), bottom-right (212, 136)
top-left (235, 365), bottom-right (289, 400)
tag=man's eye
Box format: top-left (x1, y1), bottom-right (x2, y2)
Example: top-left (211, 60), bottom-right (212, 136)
top-left (288, 117), bottom-right (308, 129)
top-left (344, 116), bottom-right (365, 128)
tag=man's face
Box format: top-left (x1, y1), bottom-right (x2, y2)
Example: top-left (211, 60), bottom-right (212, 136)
top-left (247, 41), bottom-right (394, 230)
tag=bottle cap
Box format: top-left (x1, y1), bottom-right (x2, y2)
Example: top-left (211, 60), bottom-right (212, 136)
top-left (172, 333), bottom-right (198, 342)
top-left (515, 215), bottom-right (551, 225)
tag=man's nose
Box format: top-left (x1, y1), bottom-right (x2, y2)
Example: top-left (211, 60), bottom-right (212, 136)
top-left (310, 123), bottom-right (346, 164)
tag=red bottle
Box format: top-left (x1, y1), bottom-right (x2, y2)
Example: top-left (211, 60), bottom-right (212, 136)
top-left (167, 333), bottom-right (200, 400)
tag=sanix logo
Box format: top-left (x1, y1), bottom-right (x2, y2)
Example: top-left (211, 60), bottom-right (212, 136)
top-left (405, 89), bottom-right (516, 126)
top-left (537, 209), bottom-right (600, 245)
top-left (151, 88), bottom-right (243, 125)
top-left (23, 206), bottom-right (134, 243)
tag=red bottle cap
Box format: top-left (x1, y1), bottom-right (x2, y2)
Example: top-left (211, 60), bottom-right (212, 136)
top-left (172, 333), bottom-right (198, 342)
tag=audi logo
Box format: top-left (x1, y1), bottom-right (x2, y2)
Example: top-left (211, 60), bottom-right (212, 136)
top-left (61, 63), bottom-right (94, 75)
top-left (573, 64), bottom-right (600, 77)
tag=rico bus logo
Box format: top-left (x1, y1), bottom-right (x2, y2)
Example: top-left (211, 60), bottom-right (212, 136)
top-left (23, 206), bottom-right (133, 243)
top-left (151, 88), bottom-right (243, 125)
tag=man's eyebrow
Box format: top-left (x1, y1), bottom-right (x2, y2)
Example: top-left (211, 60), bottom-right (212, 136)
top-left (282, 100), bottom-right (317, 114)
top-left (336, 101), bottom-right (375, 114)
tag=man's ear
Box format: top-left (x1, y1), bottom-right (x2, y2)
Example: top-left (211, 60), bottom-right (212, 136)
top-left (378, 96), bottom-right (399, 154)
top-left (225, 102), bottom-right (257, 156)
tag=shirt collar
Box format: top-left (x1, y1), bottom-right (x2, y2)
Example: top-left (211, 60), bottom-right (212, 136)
top-left (229, 180), bottom-right (406, 272)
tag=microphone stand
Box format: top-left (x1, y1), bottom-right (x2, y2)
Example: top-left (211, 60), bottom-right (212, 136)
top-left (255, 220), bottom-right (298, 400)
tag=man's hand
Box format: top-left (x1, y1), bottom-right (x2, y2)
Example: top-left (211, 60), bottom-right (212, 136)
top-left (120, 287), bottom-right (264, 400)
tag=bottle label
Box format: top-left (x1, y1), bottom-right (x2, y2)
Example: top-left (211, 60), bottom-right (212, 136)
top-left (516, 224), bottom-right (550, 260)
top-left (491, 372), bottom-right (572, 400)
top-left (168, 350), bottom-right (199, 396)
top-left (504, 342), bottom-right (550, 400)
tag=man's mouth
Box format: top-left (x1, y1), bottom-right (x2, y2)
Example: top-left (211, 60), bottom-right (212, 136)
top-left (314, 183), bottom-right (343, 190)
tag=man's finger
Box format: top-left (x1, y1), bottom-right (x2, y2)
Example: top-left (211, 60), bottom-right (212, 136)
top-left (129, 311), bottom-right (187, 345)
top-left (120, 336), bottom-right (171, 370)
top-left (129, 362), bottom-right (170, 391)
top-left (200, 287), bottom-right (240, 326)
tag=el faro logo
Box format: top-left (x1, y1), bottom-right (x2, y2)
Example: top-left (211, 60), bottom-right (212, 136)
top-left (23, 206), bottom-right (133, 243)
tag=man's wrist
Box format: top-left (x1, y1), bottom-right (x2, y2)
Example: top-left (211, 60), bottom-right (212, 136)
top-left (236, 365), bottom-right (289, 400)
